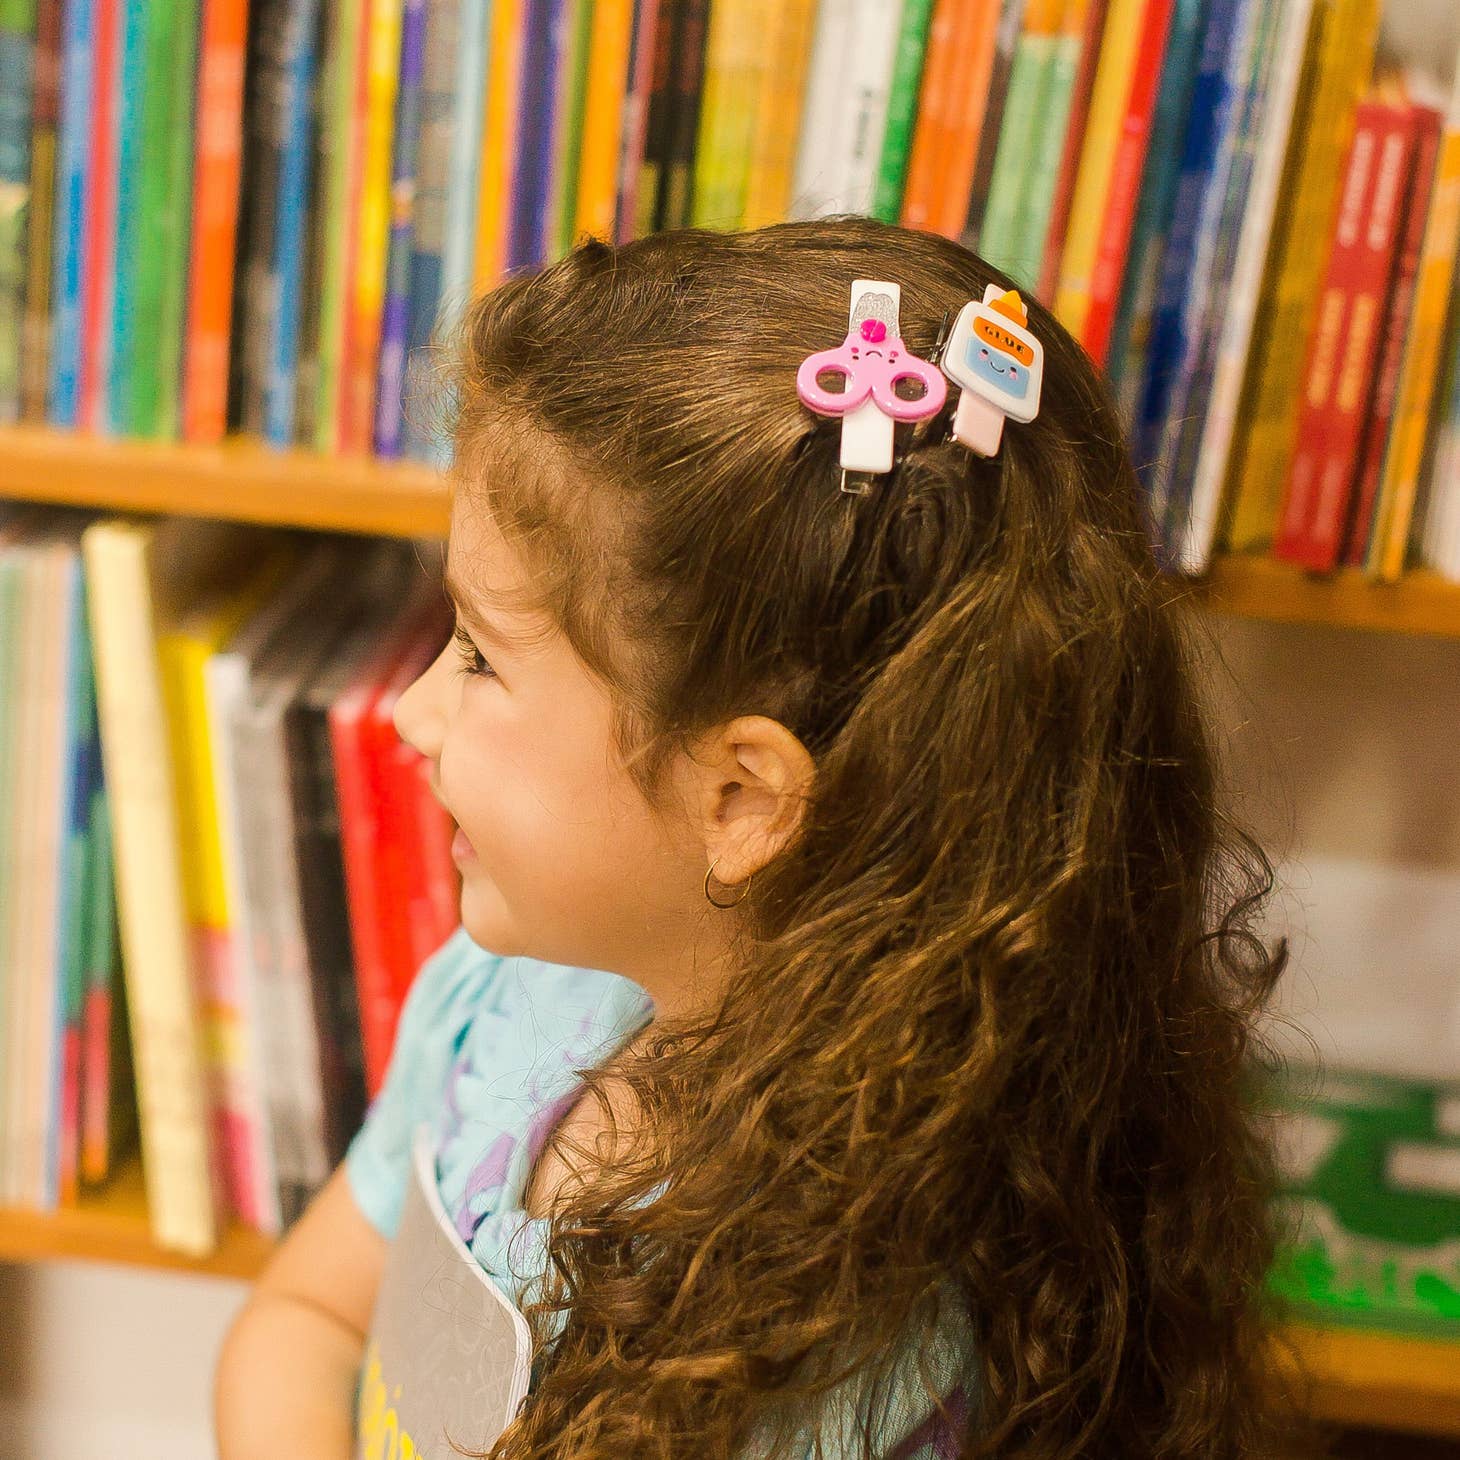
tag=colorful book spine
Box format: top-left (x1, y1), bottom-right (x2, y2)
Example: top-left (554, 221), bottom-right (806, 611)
top-left (929, 0), bottom-right (1002, 240)
top-left (76, 0), bottom-right (118, 431)
top-left (1365, 49), bottom-right (1460, 582)
top-left (836, 0), bottom-right (906, 218)
top-left (472, 0), bottom-right (521, 288)
top-left (103, 0), bottom-right (143, 434)
top-left (787, 0), bottom-right (850, 218)
top-left (310, 0), bottom-right (366, 452)
top-left (0, 0), bottom-right (37, 422)
top-left (1081, 0), bottom-right (1174, 365)
top-left (897, 0), bottom-right (960, 230)
top-left (372, 0), bottom-right (427, 456)
top-left (183, 0), bottom-right (252, 442)
top-left (343, 0), bottom-right (405, 453)
top-left (612, 0), bottom-right (658, 241)
top-left (740, 0), bottom-right (816, 227)
top-left (1274, 96), bottom-right (1396, 568)
top-left (83, 518), bottom-right (221, 1255)
top-left (630, 0), bottom-right (676, 236)
top-left (657, 0), bottom-right (706, 229)
top-left (545, 0), bottom-right (594, 259)
top-left (19, 0), bottom-right (60, 420)
top-left (508, 0), bottom-right (567, 271)
top-left (576, 0), bottom-right (635, 240)
top-left (1035, 0), bottom-right (1107, 300)
top-left (435, 0), bottom-right (483, 321)
top-left (1105, 0), bottom-right (1204, 423)
top-left (401, 0), bottom-right (464, 459)
top-left (79, 787), bottom-right (121, 1186)
top-left (1222, 0), bottom-right (1382, 552)
top-left (977, 0), bottom-right (1063, 277)
top-left (868, 0), bottom-right (932, 225)
top-left (958, 0), bottom-right (1029, 243)
top-left (1172, 0), bottom-right (1315, 574)
top-left (1343, 106), bottom-right (1442, 568)
top-left (46, 0), bottom-right (94, 425)
top-left (265, 0), bottom-right (325, 446)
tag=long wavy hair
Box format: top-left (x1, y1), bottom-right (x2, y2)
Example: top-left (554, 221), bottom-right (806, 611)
top-left (434, 217), bottom-right (1317, 1460)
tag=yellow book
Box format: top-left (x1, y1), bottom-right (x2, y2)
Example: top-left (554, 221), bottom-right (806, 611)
top-left (689, 0), bottom-right (736, 227)
top-left (1367, 66), bottom-right (1460, 581)
top-left (1222, 0), bottom-right (1381, 551)
top-left (575, 0), bottom-right (637, 241)
top-left (1052, 0), bottom-right (1145, 344)
top-left (741, 0), bottom-right (817, 229)
top-left (81, 516), bottom-right (255, 1255)
top-left (474, 0), bottom-right (525, 288)
top-left (350, 0), bottom-right (406, 446)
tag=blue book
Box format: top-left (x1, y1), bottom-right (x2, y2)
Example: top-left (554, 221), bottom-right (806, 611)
top-left (264, 0), bottom-right (324, 444)
top-left (437, 0), bottom-right (488, 332)
top-left (1106, 0), bottom-right (1210, 429)
top-left (106, 0), bottom-right (147, 434)
top-left (373, 0), bottom-right (429, 457)
top-left (1132, 0), bottom-right (1246, 525)
top-left (46, 0), bottom-right (94, 425)
top-left (1159, 0), bottom-right (1281, 555)
top-left (507, 0), bottom-right (565, 273)
top-left (0, 14), bottom-right (36, 422)
top-left (46, 556), bottom-right (92, 1210)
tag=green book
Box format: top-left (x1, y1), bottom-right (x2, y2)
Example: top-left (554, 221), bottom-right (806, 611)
top-left (549, 0), bottom-right (595, 261)
top-left (871, 0), bottom-right (933, 225)
top-left (977, 29), bottom-right (1059, 285)
top-left (1008, 24), bottom-right (1080, 293)
top-left (128, 0), bottom-right (201, 438)
top-left (314, 0), bottom-right (365, 451)
top-left (0, 0), bottom-right (36, 420)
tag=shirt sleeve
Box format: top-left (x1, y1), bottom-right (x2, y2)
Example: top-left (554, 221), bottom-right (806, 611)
top-left (344, 927), bottom-right (507, 1238)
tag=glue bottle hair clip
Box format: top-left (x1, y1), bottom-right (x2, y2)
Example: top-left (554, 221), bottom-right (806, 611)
top-left (796, 279), bottom-right (947, 495)
top-left (938, 285), bottom-right (1044, 457)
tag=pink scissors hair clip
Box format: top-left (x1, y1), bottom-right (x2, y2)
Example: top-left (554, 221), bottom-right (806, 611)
top-left (796, 279), bottom-right (948, 495)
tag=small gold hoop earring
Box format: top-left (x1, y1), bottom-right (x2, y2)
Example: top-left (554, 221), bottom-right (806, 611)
top-left (704, 858), bottom-right (752, 909)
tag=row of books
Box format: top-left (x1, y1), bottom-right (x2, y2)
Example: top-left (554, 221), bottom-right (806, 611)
top-left (1, 0), bottom-right (1459, 577)
top-left (0, 506), bottom-right (457, 1253)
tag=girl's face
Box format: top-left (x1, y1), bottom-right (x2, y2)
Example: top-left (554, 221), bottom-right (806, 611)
top-left (393, 493), bottom-right (724, 1010)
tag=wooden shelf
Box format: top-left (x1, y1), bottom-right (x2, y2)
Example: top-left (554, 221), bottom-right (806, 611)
top-left (5, 426), bottom-right (1460, 637)
top-left (1281, 1320), bottom-right (1460, 1437)
top-left (0, 424), bottom-right (449, 538)
top-left (3, 1172), bottom-right (1460, 1434)
top-left (0, 1157), bottom-right (272, 1282)
top-left (1189, 553), bottom-right (1460, 640)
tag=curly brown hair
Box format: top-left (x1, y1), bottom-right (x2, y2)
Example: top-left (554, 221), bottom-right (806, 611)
top-left (432, 217), bottom-right (1318, 1460)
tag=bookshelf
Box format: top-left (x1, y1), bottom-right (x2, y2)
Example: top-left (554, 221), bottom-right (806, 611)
top-left (4, 426), bottom-right (1460, 639)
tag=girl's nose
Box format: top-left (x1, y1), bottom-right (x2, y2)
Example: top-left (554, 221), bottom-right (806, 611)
top-left (393, 645), bottom-right (451, 762)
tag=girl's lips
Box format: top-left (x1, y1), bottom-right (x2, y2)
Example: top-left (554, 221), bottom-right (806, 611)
top-left (451, 825), bottom-right (477, 863)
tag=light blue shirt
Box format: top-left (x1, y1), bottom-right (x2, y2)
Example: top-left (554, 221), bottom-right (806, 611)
top-left (346, 927), bottom-right (976, 1458)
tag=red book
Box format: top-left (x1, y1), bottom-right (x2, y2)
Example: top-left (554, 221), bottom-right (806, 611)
top-left (183, 0), bottom-right (252, 442)
top-left (1037, 0), bottom-right (1109, 302)
top-left (367, 613), bottom-right (452, 1029)
top-left (614, 0), bottom-right (662, 242)
top-left (1277, 100), bottom-right (1416, 570)
top-left (328, 584), bottom-right (435, 1095)
top-left (1083, 0), bottom-right (1174, 366)
top-left (78, 0), bottom-right (120, 430)
top-left (1342, 103), bottom-right (1444, 568)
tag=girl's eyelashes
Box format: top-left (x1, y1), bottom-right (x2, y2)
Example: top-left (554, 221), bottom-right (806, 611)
top-left (452, 622), bottom-right (496, 679)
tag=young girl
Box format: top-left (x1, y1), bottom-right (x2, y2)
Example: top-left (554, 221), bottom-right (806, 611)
top-left (215, 217), bottom-right (1309, 1460)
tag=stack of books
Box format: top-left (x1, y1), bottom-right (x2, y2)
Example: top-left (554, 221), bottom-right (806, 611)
top-left (0, 508), bottom-right (455, 1254)
top-left (2, 0), bottom-right (1460, 578)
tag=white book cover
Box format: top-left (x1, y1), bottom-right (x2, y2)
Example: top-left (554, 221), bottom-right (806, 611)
top-left (788, 0), bottom-right (858, 220)
top-left (838, 0), bottom-right (909, 217)
top-left (1176, 0), bottom-right (1317, 574)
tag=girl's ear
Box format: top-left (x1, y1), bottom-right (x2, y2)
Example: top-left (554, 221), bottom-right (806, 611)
top-left (692, 716), bottom-right (816, 886)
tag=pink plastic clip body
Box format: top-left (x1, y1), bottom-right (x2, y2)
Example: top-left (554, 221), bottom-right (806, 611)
top-left (796, 280), bottom-right (947, 476)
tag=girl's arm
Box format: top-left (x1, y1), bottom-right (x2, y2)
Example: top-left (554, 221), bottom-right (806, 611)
top-left (214, 1164), bottom-right (388, 1459)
